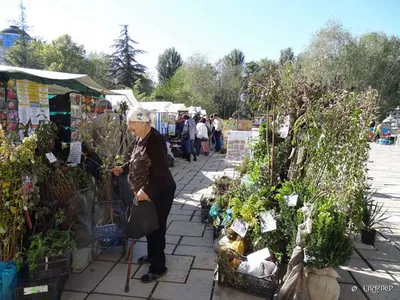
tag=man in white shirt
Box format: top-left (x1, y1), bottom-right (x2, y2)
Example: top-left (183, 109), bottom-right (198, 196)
top-left (212, 114), bottom-right (224, 152)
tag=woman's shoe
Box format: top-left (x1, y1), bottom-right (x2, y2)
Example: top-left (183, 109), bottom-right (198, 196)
top-left (140, 268), bottom-right (168, 283)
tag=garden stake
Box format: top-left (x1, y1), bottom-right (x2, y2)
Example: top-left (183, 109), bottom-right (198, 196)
top-left (125, 238), bottom-right (135, 292)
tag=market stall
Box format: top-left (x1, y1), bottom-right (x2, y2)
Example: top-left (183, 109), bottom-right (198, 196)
top-left (0, 66), bottom-right (125, 299)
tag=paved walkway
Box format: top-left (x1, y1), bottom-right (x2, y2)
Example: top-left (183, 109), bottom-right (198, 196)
top-left (61, 143), bottom-right (400, 300)
top-left (338, 143), bottom-right (400, 300)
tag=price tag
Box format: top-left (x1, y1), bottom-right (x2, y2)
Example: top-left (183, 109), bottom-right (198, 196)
top-left (24, 285), bottom-right (48, 295)
top-left (45, 152), bottom-right (57, 163)
top-left (230, 218), bottom-right (249, 238)
top-left (260, 211), bottom-right (277, 233)
top-left (285, 193), bottom-right (298, 207)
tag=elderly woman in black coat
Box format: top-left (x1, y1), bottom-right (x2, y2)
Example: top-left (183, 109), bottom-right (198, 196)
top-left (113, 107), bottom-right (176, 283)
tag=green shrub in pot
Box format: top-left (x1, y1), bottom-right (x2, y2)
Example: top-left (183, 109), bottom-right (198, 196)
top-left (360, 191), bottom-right (389, 245)
top-left (304, 199), bottom-right (354, 269)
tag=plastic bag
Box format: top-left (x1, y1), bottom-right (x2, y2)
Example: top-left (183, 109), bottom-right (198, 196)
top-left (209, 203), bottom-right (221, 219)
top-left (214, 235), bottom-right (245, 255)
top-left (237, 260), bottom-right (277, 278)
top-left (0, 261), bottom-right (17, 300)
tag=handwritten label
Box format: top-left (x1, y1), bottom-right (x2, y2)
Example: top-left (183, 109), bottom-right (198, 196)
top-left (45, 152), bottom-right (57, 164)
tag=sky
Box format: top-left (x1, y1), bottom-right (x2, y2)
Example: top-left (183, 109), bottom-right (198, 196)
top-left (1, 0), bottom-right (399, 81)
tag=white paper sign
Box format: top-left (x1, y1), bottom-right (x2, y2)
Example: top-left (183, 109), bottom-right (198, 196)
top-left (45, 152), bottom-right (57, 164)
top-left (18, 104), bottom-right (30, 124)
top-left (285, 193), bottom-right (298, 207)
top-left (67, 142), bottom-right (82, 164)
top-left (260, 211), bottom-right (277, 233)
top-left (231, 218), bottom-right (249, 238)
top-left (247, 247), bottom-right (271, 264)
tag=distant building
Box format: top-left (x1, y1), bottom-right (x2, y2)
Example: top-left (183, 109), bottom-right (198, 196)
top-left (0, 25), bottom-right (31, 63)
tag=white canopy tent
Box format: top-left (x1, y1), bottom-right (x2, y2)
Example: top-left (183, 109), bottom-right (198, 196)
top-left (0, 65), bottom-right (116, 95)
top-left (188, 106), bottom-right (207, 117)
top-left (169, 103), bottom-right (188, 113)
top-left (139, 101), bottom-right (173, 113)
top-left (106, 89), bottom-right (141, 111)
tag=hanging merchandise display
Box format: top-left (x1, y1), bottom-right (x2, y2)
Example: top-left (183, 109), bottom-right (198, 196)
top-left (67, 93), bottom-right (99, 164)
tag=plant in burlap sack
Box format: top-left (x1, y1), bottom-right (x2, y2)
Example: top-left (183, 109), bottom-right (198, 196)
top-left (302, 197), bottom-right (353, 300)
top-left (0, 131), bottom-right (40, 263)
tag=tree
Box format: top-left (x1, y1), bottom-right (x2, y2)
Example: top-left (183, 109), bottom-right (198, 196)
top-left (5, 39), bottom-right (45, 69)
top-left (279, 47), bottom-right (295, 65)
top-left (156, 47), bottom-right (183, 83)
top-left (133, 76), bottom-right (154, 100)
top-left (109, 25), bottom-right (146, 88)
top-left (43, 35), bottom-right (87, 73)
top-left (86, 52), bottom-right (113, 88)
top-left (6, 0), bottom-right (33, 67)
top-left (224, 49), bottom-right (245, 67)
top-left (299, 20), bottom-right (354, 84)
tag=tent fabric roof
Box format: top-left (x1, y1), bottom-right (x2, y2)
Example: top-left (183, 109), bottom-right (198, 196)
top-left (106, 89), bottom-right (141, 110)
top-left (139, 101), bottom-right (173, 113)
top-left (0, 65), bottom-right (115, 96)
top-left (169, 103), bottom-right (188, 112)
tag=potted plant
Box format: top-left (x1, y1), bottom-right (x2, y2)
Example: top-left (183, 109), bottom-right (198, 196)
top-left (303, 199), bottom-right (354, 300)
top-left (361, 192), bottom-right (389, 246)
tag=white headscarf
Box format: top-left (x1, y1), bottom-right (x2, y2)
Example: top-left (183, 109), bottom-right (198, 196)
top-left (128, 106), bottom-right (152, 123)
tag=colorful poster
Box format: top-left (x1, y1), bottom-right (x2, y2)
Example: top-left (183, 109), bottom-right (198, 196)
top-left (16, 80), bottom-right (29, 104)
top-left (28, 81), bottom-right (39, 103)
top-left (226, 130), bottom-right (253, 162)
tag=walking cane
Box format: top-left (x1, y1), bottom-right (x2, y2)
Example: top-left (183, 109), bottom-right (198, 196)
top-left (125, 238), bottom-right (135, 292)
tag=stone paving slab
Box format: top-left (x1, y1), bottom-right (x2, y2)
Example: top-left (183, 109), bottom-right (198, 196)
top-left (61, 291), bottom-right (87, 300)
top-left (174, 245), bottom-right (216, 270)
top-left (213, 285), bottom-right (265, 300)
top-left (133, 255), bottom-right (193, 283)
top-left (87, 294), bottom-right (142, 300)
top-left (338, 283), bottom-right (367, 300)
top-left (152, 270), bottom-right (214, 300)
top-left (94, 263), bottom-right (155, 298)
top-left (64, 261), bottom-right (115, 293)
top-left (167, 221), bottom-right (205, 237)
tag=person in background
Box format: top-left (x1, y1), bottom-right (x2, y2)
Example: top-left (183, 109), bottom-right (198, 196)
top-left (212, 113), bottom-right (224, 152)
top-left (181, 114), bottom-right (197, 162)
top-left (207, 117), bottom-right (215, 150)
top-left (196, 118), bottom-right (210, 156)
top-left (112, 107), bottom-right (176, 283)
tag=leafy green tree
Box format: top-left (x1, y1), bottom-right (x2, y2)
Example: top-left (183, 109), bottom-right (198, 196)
top-left (5, 39), bottom-right (45, 69)
top-left (156, 47), bottom-right (183, 83)
top-left (5, 0), bottom-right (34, 68)
top-left (224, 49), bottom-right (245, 67)
top-left (109, 25), bottom-right (146, 88)
top-left (279, 47), bottom-right (295, 66)
top-left (85, 52), bottom-right (113, 88)
top-left (133, 75), bottom-right (154, 100)
top-left (299, 20), bottom-right (353, 84)
top-left (43, 34), bottom-right (87, 73)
